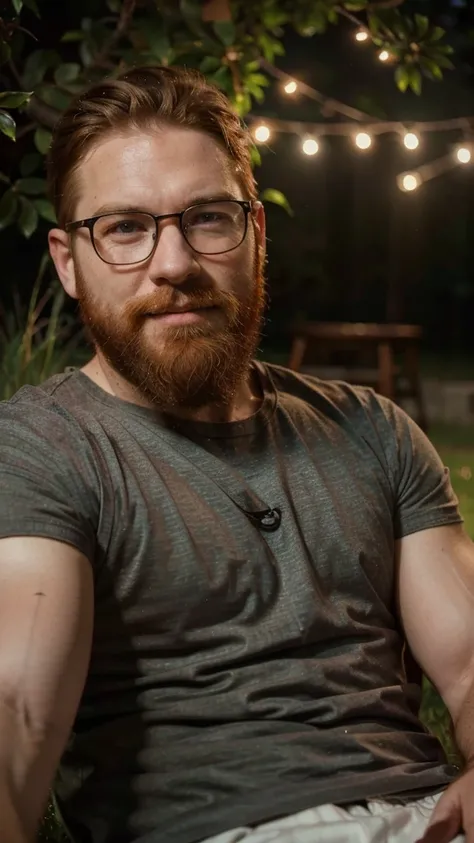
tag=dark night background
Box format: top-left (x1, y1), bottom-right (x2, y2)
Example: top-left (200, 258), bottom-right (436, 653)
top-left (1, 0), bottom-right (474, 362)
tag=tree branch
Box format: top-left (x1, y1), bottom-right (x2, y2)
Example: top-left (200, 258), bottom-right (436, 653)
top-left (16, 121), bottom-right (36, 139)
top-left (90, 0), bottom-right (137, 68)
top-left (25, 95), bottom-right (60, 130)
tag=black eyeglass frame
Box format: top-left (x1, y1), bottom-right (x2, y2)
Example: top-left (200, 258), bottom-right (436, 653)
top-left (64, 199), bottom-right (254, 265)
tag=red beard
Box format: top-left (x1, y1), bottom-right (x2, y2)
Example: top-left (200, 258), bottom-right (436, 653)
top-left (75, 257), bottom-right (266, 410)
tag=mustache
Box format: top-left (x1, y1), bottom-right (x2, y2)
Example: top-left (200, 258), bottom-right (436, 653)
top-left (123, 287), bottom-right (241, 322)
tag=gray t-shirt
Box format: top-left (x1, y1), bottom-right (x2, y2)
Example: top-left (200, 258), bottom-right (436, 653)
top-left (0, 362), bottom-right (463, 843)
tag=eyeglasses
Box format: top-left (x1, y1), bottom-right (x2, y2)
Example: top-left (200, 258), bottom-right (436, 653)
top-left (65, 199), bottom-right (253, 266)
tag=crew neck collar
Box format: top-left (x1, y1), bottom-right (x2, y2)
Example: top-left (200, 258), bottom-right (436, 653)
top-left (68, 360), bottom-right (277, 439)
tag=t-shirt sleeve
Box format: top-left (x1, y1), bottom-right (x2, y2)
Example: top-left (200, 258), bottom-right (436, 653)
top-left (367, 392), bottom-right (463, 540)
top-left (0, 395), bottom-right (98, 561)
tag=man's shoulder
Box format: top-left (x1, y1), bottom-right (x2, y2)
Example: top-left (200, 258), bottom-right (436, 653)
top-left (3, 371), bottom-right (77, 408)
top-left (261, 361), bottom-right (387, 421)
top-left (0, 371), bottom-right (91, 439)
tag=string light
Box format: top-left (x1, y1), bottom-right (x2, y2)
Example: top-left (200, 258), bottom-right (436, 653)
top-left (302, 137), bottom-right (319, 156)
top-left (398, 172), bottom-right (421, 192)
top-left (456, 145), bottom-right (472, 164)
top-left (254, 124), bottom-right (271, 143)
top-left (251, 59), bottom-right (474, 189)
top-left (355, 131), bottom-right (372, 150)
top-left (355, 29), bottom-right (369, 42)
top-left (284, 80), bottom-right (298, 95)
top-left (403, 131), bottom-right (420, 150)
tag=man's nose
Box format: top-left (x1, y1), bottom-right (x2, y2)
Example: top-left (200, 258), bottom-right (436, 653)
top-left (147, 218), bottom-right (200, 286)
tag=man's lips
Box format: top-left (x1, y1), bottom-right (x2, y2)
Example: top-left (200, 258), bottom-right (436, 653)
top-left (145, 306), bottom-right (218, 325)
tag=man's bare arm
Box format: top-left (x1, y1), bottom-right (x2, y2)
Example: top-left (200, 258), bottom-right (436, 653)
top-left (0, 536), bottom-right (94, 841)
top-left (396, 523), bottom-right (474, 760)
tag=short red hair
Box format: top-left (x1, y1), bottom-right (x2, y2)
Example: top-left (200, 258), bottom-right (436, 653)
top-left (47, 65), bottom-right (257, 227)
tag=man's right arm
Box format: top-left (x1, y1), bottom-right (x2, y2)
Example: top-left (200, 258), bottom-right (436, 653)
top-left (0, 536), bottom-right (94, 842)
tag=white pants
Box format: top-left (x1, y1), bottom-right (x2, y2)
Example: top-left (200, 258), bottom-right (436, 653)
top-left (203, 793), bottom-right (465, 843)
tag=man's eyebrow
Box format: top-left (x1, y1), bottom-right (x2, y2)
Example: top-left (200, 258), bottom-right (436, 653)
top-left (90, 191), bottom-right (242, 217)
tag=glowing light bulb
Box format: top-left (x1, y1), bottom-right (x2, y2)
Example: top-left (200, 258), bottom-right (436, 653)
top-left (403, 132), bottom-right (420, 150)
top-left (456, 146), bottom-right (472, 164)
top-left (284, 80), bottom-right (298, 95)
top-left (355, 132), bottom-right (372, 150)
top-left (302, 137), bottom-right (319, 156)
top-left (398, 172), bottom-right (421, 192)
top-left (355, 30), bottom-right (369, 42)
top-left (254, 124), bottom-right (271, 143)
top-left (378, 50), bottom-right (390, 62)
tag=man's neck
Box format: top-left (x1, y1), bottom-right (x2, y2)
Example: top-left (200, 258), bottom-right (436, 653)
top-left (80, 355), bottom-right (263, 424)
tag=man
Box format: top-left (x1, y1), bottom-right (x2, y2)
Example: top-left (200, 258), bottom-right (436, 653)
top-left (0, 65), bottom-right (473, 843)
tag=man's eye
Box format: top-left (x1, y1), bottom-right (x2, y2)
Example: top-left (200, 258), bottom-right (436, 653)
top-left (191, 212), bottom-right (229, 226)
top-left (109, 220), bottom-right (144, 235)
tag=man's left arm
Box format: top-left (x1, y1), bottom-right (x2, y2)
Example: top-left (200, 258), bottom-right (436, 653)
top-left (397, 523), bottom-right (474, 842)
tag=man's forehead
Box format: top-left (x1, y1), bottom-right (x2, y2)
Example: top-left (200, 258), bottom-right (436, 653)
top-left (76, 126), bottom-right (240, 213)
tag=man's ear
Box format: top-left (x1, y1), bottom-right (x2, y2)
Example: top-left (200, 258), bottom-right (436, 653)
top-left (48, 228), bottom-right (79, 300)
top-left (252, 200), bottom-right (266, 251)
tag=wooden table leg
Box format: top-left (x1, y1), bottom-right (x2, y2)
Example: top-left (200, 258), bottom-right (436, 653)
top-left (377, 342), bottom-right (395, 399)
top-left (405, 344), bottom-right (428, 431)
top-left (288, 336), bottom-right (307, 371)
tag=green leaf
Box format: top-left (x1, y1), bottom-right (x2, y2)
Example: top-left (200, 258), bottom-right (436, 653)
top-left (15, 177), bottom-right (47, 195)
top-left (54, 62), bottom-right (80, 86)
top-left (23, 0), bottom-right (40, 16)
top-left (145, 24), bottom-right (171, 61)
top-left (20, 153), bottom-right (41, 177)
top-left (212, 20), bottom-right (236, 47)
top-left (261, 7), bottom-right (288, 29)
top-left (79, 40), bottom-right (94, 68)
top-left (258, 32), bottom-right (285, 62)
top-left (415, 14), bottom-right (429, 39)
top-left (250, 145), bottom-right (261, 168)
top-left (367, 13), bottom-right (380, 37)
top-left (180, 0), bottom-right (201, 22)
top-left (0, 110), bottom-right (16, 141)
top-left (34, 126), bottom-right (52, 154)
top-left (0, 190), bottom-right (18, 230)
top-left (61, 30), bottom-right (85, 42)
top-left (419, 56), bottom-right (443, 80)
top-left (233, 91), bottom-right (251, 117)
top-left (200, 56), bottom-right (221, 74)
top-left (17, 196), bottom-right (38, 238)
top-left (344, 1), bottom-right (368, 9)
top-left (0, 90), bottom-right (32, 108)
top-left (12, 0), bottom-right (23, 14)
top-left (434, 54), bottom-right (455, 71)
top-left (37, 85), bottom-right (71, 111)
top-left (260, 188), bottom-right (293, 216)
top-left (106, 0), bottom-right (121, 10)
top-left (211, 65), bottom-right (232, 92)
top-left (430, 26), bottom-right (446, 42)
top-left (247, 73), bottom-right (269, 88)
top-left (34, 198), bottom-right (57, 223)
top-left (0, 40), bottom-right (12, 66)
top-left (23, 49), bottom-right (60, 88)
top-left (408, 66), bottom-right (422, 95)
top-left (395, 65), bottom-right (410, 93)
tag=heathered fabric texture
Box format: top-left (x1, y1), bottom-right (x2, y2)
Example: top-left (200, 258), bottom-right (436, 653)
top-left (0, 362), bottom-right (462, 843)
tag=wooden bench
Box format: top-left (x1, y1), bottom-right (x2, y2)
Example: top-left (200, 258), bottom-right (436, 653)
top-left (288, 321), bottom-right (428, 430)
